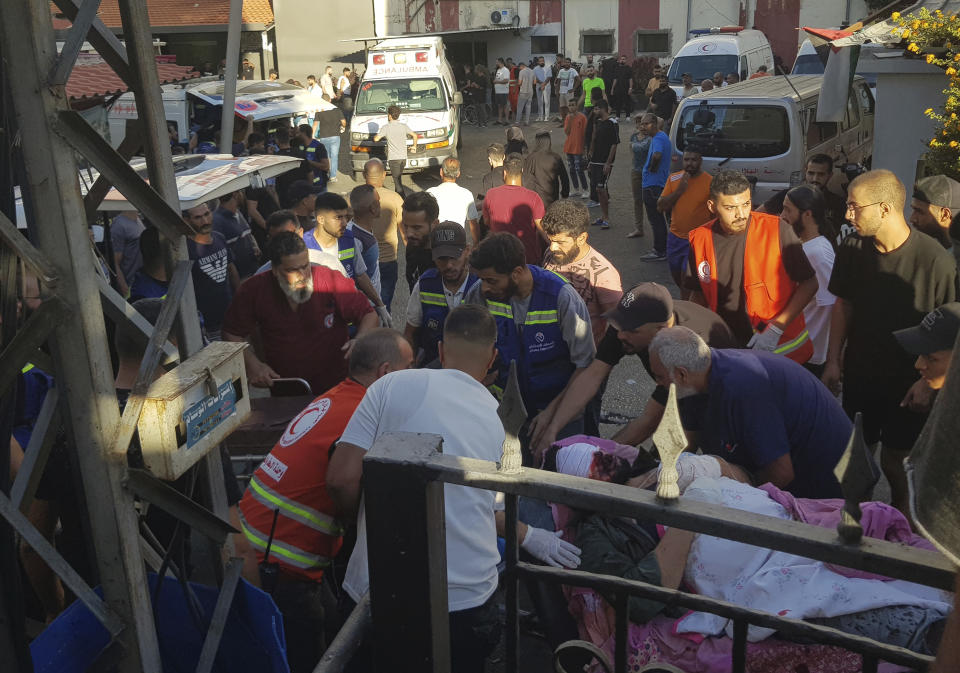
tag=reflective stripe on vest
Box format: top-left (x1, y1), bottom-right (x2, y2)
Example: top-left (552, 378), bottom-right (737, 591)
top-left (339, 247), bottom-right (355, 261)
top-left (525, 309), bottom-right (559, 325)
top-left (419, 291), bottom-right (446, 307)
top-left (239, 510), bottom-right (332, 571)
top-left (773, 328), bottom-right (810, 356)
top-left (487, 300), bottom-right (513, 319)
top-left (248, 474), bottom-right (342, 536)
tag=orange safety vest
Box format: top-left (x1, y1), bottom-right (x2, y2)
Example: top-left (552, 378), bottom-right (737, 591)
top-left (238, 379), bottom-right (366, 582)
top-left (688, 213), bottom-right (813, 364)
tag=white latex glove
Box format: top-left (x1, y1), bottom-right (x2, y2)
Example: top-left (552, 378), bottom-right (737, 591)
top-left (375, 305), bottom-right (393, 329)
top-left (746, 323), bottom-right (782, 352)
top-left (658, 453), bottom-right (723, 493)
top-left (521, 526), bottom-right (582, 569)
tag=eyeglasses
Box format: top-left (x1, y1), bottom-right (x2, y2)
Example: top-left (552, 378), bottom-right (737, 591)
top-left (845, 201), bottom-right (884, 213)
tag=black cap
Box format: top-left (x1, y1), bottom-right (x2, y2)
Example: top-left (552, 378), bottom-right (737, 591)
top-left (894, 303), bottom-right (960, 355)
top-left (430, 222), bottom-right (467, 260)
top-left (603, 283), bottom-right (673, 331)
top-left (285, 179), bottom-right (322, 206)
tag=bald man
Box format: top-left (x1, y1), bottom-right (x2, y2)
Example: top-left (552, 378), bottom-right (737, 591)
top-left (824, 169), bottom-right (958, 515)
top-left (364, 158), bottom-right (405, 309)
top-left (427, 157), bottom-right (480, 243)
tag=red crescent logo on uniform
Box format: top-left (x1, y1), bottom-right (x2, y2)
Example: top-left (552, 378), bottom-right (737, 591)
top-left (280, 397), bottom-right (332, 447)
top-left (697, 260), bottom-right (711, 283)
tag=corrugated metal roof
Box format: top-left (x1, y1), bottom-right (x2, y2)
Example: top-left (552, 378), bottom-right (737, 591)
top-left (67, 60), bottom-right (200, 101)
top-left (50, 0), bottom-right (274, 30)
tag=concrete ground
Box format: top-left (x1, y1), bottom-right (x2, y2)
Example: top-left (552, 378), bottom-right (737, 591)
top-left (321, 118), bottom-right (890, 671)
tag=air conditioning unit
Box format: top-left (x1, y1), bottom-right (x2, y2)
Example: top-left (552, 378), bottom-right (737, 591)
top-left (491, 8), bottom-right (516, 25)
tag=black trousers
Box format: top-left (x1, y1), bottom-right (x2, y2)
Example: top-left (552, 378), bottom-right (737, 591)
top-left (341, 592), bottom-right (501, 673)
top-left (272, 573), bottom-right (340, 673)
top-left (388, 159), bottom-right (406, 198)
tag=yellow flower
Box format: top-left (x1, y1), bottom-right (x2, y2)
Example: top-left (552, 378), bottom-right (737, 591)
top-left (913, 20), bottom-right (921, 29)
top-left (948, 67), bottom-right (957, 76)
top-left (909, 43), bottom-right (920, 52)
top-left (922, 21), bottom-right (929, 28)
top-left (951, 140), bottom-right (959, 148)
top-left (931, 139), bottom-right (940, 147)
top-left (954, 52), bottom-right (960, 60)
top-left (902, 29), bottom-right (912, 38)
top-left (927, 107), bottom-right (936, 114)
top-left (928, 53), bottom-right (937, 63)
top-left (892, 11), bottom-right (901, 20)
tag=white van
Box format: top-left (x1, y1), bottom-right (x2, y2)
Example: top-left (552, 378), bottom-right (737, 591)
top-left (668, 75), bottom-right (875, 204)
top-left (349, 36), bottom-right (462, 179)
top-left (108, 79), bottom-right (317, 147)
top-left (667, 28), bottom-right (774, 97)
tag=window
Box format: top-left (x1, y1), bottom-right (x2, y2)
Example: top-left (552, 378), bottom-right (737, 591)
top-left (635, 30), bottom-right (669, 55)
top-left (676, 104), bottom-right (790, 158)
top-left (667, 55), bottom-right (738, 84)
top-left (531, 35), bottom-right (559, 54)
top-left (581, 32), bottom-right (614, 55)
top-left (354, 78), bottom-right (447, 115)
top-left (842, 92), bottom-right (860, 130)
top-left (807, 117), bottom-right (838, 147)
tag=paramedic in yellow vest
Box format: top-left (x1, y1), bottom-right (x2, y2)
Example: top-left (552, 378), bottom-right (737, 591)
top-left (682, 170), bottom-right (818, 363)
top-left (238, 329), bottom-right (413, 673)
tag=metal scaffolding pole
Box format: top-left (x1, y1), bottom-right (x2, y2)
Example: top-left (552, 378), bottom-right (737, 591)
top-left (0, 0), bottom-right (161, 670)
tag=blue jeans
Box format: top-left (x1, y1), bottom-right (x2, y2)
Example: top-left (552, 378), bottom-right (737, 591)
top-left (319, 135), bottom-right (341, 179)
top-left (379, 260), bottom-right (398, 311)
top-left (666, 232), bottom-right (690, 288)
top-left (643, 185), bottom-right (666, 255)
top-left (566, 154), bottom-right (586, 191)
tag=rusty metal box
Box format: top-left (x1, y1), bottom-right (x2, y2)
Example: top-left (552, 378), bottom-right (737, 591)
top-left (138, 341), bottom-right (250, 480)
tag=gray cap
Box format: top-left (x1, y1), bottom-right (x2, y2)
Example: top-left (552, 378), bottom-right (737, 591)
top-left (914, 175), bottom-right (960, 210)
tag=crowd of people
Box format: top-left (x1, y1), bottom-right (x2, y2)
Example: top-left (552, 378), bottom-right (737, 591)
top-left (13, 51), bottom-right (960, 673)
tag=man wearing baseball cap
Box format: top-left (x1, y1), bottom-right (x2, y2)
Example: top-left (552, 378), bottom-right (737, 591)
top-left (895, 302), bottom-right (960, 393)
top-left (404, 222), bottom-right (479, 367)
top-left (910, 174), bottom-right (960, 251)
top-left (530, 282), bottom-right (736, 458)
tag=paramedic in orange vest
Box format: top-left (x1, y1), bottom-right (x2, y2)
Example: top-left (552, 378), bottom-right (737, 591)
top-left (683, 170), bottom-right (818, 363)
top-left (238, 328), bottom-right (413, 673)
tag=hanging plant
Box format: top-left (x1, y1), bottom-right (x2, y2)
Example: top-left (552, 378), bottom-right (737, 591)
top-left (892, 8), bottom-right (960, 179)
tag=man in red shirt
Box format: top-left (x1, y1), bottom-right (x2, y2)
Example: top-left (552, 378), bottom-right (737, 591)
top-left (223, 231), bottom-right (378, 395)
top-left (482, 153), bottom-right (547, 265)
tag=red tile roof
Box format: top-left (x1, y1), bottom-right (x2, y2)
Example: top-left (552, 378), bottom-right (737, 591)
top-left (51, 0), bottom-right (274, 30)
top-left (67, 59), bottom-right (200, 101)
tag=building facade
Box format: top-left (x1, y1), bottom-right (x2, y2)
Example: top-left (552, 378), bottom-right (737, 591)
top-left (276, 0), bottom-right (870, 82)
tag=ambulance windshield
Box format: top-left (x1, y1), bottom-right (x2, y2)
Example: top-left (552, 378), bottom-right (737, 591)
top-left (355, 78), bottom-right (447, 115)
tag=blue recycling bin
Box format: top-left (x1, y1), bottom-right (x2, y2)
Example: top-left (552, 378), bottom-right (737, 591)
top-left (30, 573), bottom-right (289, 673)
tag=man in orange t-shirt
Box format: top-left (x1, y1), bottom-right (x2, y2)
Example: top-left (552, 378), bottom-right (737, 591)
top-left (563, 103), bottom-right (588, 198)
top-left (657, 147), bottom-right (712, 288)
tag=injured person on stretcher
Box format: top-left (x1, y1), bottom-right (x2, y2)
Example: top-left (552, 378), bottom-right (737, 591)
top-left (543, 440), bottom-right (952, 669)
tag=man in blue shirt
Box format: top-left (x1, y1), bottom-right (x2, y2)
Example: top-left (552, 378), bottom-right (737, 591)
top-left (639, 113), bottom-right (672, 261)
top-left (213, 190), bottom-right (260, 280)
top-left (649, 326), bottom-right (850, 498)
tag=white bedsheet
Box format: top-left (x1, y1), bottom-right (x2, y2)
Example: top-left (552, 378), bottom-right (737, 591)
top-left (675, 477), bottom-right (952, 641)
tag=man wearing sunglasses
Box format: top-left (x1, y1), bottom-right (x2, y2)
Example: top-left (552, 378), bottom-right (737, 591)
top-left (823, 169), bottom-right (959, 516)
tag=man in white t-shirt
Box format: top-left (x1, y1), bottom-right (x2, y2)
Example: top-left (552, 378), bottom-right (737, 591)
top-left (427, 158), bottom-right (480, 243)
top-left (778, 184), bottom-right (836, 377)
top-left (555, 58), bottom-right (578, 126)
top-left (328, 304), bottom-right (504, 672)
top-left (493, 57), bottom-right (511, 125)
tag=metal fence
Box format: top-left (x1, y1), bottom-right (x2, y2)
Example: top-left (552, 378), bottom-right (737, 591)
top-left (340, 432), bottom-right (954, 673)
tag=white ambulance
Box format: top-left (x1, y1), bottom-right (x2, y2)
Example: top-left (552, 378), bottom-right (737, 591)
top-left (349, 36), bottom-right (462, 179)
